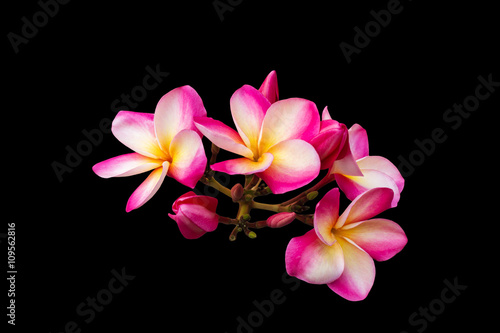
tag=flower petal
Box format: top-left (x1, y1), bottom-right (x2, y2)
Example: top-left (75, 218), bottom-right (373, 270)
top-left (194, 117), bottom-right (253, 158)
top-left (357, 156), bottom-right (405, 193)
top-left (349, 124), bottom-right (369, 160)
top-left (179, 203), bottom-right (219, 233)
top-left (257, 139), bottom-right (320, 194)
top-left (169, 213), bottom-right (207, 239)
top-left (339, 219), bottom-right (407, 261)
top-left (336, 187), bottom-right (394, 228)
top-left (92, 153), bottom-right (163, 178)
top-left (258, 70), bottom-right (279, 103)
top-left (259, 98), bottom-right (320, 153)
top-left (112, 111), bottom-right (167, 159)
top-left (327, 236), bottom-right (375, 301)
top-left (285, 229), bottom-right (344, 285)
top-left (322, 106), bottom-right (332, 120)
top-left (172, 191), bottom-right (197, 214)
top-left (310, 121), bottom-right (347, 170)
top-left (211, 153), bottom-right (273, 175)
top-left (230, 85), bottom-right (270, 155)
top-left (126, 161), bottom-right (169, 212)
top-left (172, 192), bottom-right (218, 214)
top-left (329, 134), bottom-right (363, 177)
top-left (335, 169), bottom-right (400, 209)
top-left (314, 188), bottom-right (340, 246)
top-left (168, 130), bottom-right (207, 188)
top-left (154, 85), bottom-right (206, 152)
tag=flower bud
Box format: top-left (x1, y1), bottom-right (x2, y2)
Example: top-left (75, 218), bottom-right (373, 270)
top-left (231, 183), bottom-right (244, 202)
top-left (168, 191), bottom-right (219, 239)
top-left (306, 191), bottom-right (319, 201)
top-left (266, 212), bottom-right (296, 228)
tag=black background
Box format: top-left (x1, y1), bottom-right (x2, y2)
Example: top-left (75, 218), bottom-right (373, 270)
top-left (4, 0), bottom-right (498, 332)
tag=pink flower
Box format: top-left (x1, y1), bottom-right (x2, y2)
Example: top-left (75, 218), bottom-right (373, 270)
top-left (194, 84), bottom-right (321, 194)
top-left (92, 86), bottom-right (208, 212)
top-left (168, 192), bottom-right (219, 239)
top-left (285, 187), bottom-right (407, 301)
top-left (330, 124), bottom-right (405, 207)
top-left (310, 107), bottom-right (348, 170)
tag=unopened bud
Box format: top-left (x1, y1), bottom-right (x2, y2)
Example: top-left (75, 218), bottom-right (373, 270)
top-left (231, 183), bottom-right (244, 202)
top-left (306, 191), bottom-right (319, 201)
top-left (266, 212), bottom-right (296, 228)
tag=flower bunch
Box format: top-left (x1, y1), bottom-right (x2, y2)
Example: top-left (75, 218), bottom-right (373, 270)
top-left (93, 71), bottom-right (407, 301)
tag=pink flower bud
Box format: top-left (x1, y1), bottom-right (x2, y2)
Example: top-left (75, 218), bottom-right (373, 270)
top-left (231, 183), bottom-right (244, 202)
top-left (266, 212), bottom-right (296, 228)
top-left (168, 191), bottom-right (218, 239)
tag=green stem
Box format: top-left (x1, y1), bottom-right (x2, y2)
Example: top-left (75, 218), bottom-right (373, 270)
top-left (279, 173), bottom-right (336, 206)
top-left (251, 201), bottom-right (288, 213)
top-left (200, 176), bottom-right (232, 198)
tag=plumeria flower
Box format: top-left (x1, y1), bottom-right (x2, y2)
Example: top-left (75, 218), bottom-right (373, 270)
top-left (258, 70), bottom-right (279, 104)
top-left (194, 84), bottom-right (321, 194)
top-left (310, 107), bottom-right (348, 170)
top-left (285, 187), bottom-right (407, 301)
top-left (92, 86), bottom-right (207, 212)
top-left (168, 191), bottom-right (219, 239)
top-left (330, 124), bottom-right (404, 207)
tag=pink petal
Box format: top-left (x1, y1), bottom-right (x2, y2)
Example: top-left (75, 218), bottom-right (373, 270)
top-left (194, 117), bottom-right (253, 158)
top-left (335, 169), bottom-right (400, 209)
top-left (126, 161), bottom-right (169, 212)
top-left (285, 229), bottom-right (344, 285)
top-left (154, 86), bottom-right (206, 152)
top-left (310, 121), bottom-right (347, 170)
top-left (357, 156), bottom-right (405, 193)
top-left (314, 188), bottom-right (340, 246)
top-left (258, 70), bottom-right (279, 103)
top-left (230, 85), bottom-right (271, 155)
top-left (335, 187), bottom-right (394, 228)
top-left (112, 111), bottom-right (168, 159)
top-left (322, 106), bottom-right (332, 120)
top-left (348, 124), bottom-right (369, 160)
top-left (257, 139), bottom-right (320, 194)
top-left (258, 98), bottom-right (320, 154)
top-left (169, 203), bottom-right (219, 239)
top-left (339, 218), bottom-right (407, 261)
top-left (211, 153), bottom-right (273, 175)
top-left (92, 153), bottom-right (163, 178)
top-left (327, 236), bottom-right (375, 301)
top-left (169, 213), bottom-right (207, 239)
top-left (172, 191), bottom-right (198, 214)
top-left (168, 130), bottom-right (207, 188)
top-left (329, 134), bottom-right (363, 177)
top-left (172, 192), bottom-right (218, 214)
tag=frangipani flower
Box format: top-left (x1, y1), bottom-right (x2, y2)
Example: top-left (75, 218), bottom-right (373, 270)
top-left (92, 86), bottom-right (207, 212)
top-left (330, 124), bottom-right (404, 207)
top-left (310, 107), bottom-right (348, 170)
top-left (168, 191), bottom-right (219, 239)
top-left (194, 84), bottom-right (321, 194)
top-left (285, 187), bottom-right (407, 301)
